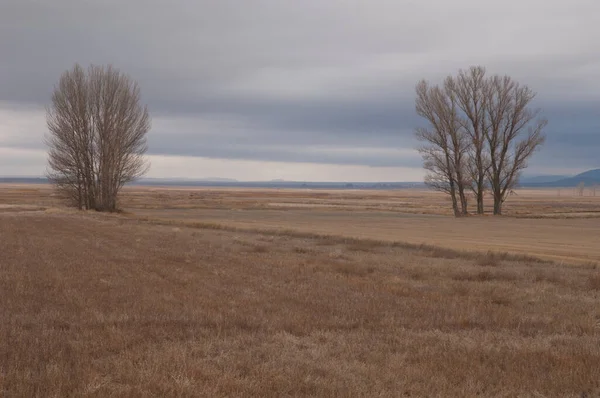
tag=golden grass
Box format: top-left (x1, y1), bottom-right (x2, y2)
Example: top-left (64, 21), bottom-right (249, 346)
top-left (2, 211), bottom-right (600, 397)
top-left (2, 183), bottom-right (600, 217)
top-left (3, 183), bottom-right (599, 263)
top-left (125, 210), bottom-right (600, 265)
top-left (2, 184), bottom-right (600, 395)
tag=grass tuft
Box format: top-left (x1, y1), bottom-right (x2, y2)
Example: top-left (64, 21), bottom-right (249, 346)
top-left (330, 262), bottom-right (375, 277)
top-left (587, 274), bottom-right (600, 291)
top-left (477, 251), bottom-right (502, 267)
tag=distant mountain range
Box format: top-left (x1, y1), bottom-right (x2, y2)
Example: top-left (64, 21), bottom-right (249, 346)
top-left (128, 180), bottom-right (425, 190)
top-left (0, 177), bottom-right (49, 184)
top-left (2, 169), bottom-right (599, 189)
top-left (519, 174), bottom-right (569, 184)
top-left (0, 176), bottom-right (423, 190)
top-left (519, 169), bottom-right (600, 187)
top-left (139, 177), bottom-right (239, 183)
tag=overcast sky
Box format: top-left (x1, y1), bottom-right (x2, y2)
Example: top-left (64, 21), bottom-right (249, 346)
top-left (1, 0), bottom-right (599, 181)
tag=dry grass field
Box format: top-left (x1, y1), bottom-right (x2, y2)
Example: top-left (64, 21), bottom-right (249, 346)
top-left (3, 184), bottom-right (600, 218)
top-left (1, 184), bottom-right (600, 396)
top-left (5, 184), bottom-right (598, 264)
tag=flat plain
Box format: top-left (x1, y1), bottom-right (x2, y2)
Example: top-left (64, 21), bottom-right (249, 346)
top-left (4, 184), bottom-right (599, 264)
top-left (1, 184), bottom-right (600, 397)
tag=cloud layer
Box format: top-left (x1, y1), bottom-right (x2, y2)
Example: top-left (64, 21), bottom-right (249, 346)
top-left (1, 0), bottom-right (599, 180)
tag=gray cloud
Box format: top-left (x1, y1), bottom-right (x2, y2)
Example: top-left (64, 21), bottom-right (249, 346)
top-left (1, 0), bottom-right (600, 177)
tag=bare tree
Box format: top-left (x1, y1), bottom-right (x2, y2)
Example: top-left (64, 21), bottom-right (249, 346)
top-left (453, 66), bottom-right (490, 215)
top-left (415, 80), bottom-right (470, 217)
top-left (46, 64), bottom-right (150, 212)
top-left (415, 66), bottom-right (547, 216)
top-left (484, 75), bottom-right (547, 215)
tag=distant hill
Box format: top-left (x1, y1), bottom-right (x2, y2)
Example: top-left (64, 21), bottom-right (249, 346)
top-left (137, 177), bottom-right (238, 183)
top-left (519, 174), bottom-right (568, 184)
top-left (0, 176), bottom-right (425, 190)
top-left (0, 177), bottom-right (49, 184)
top-left (4, 172), bottom-right (598, 189)
top-left (521, 169), bottom-right (600, 187)
top-left (548, 169), bottom-right (600, 187)
top-left (131, 180), bottom-right (425, 190)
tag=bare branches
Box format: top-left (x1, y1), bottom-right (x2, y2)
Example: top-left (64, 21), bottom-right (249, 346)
top-left (484, 75), bottom-right (547, 214)
top-left (415, 80), bottom-right (470, 217)
top-left (453, 66), bottom-right (490, 214)
top-left (415, 66), bottom-right (547, 216)
top-left (45, 63), bottom-right (151, 212)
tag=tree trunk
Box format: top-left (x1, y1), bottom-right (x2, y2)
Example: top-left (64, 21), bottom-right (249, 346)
top-left (449, 180), bottom-right (460, 217)
top-left (458, 185), bottom-right (468, 216)
top-left (493, 191), bottom-right (503, 215)
top-left (473, 148), bottom-right (486, 215)
top-left (476, 173), bottom-right (485, 214)
top-left (476, 189), bottom-right (484, 215)
top-left (451, 195), bottom-right (461, 217)
top-left (77, 181), bottom-right (83, 210)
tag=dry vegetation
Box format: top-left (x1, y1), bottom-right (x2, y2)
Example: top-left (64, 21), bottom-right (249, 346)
top-left (125, 186), bottom-right (600, 218)
top-left (2, 184), bottom-right (600, 266)
top-left (2, 185), bottom-right (600, 265)
top-left (3, 184), bottom-right (600, 218)
top-left (1, 185), bottom-right (600, 396)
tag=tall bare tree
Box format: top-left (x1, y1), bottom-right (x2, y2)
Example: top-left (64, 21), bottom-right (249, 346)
top-left (415, 80), bottom-right (470, 217)
top-left (484, 75), bottom-right (547, 215)
top-left (453, 66), bottom-right (490, 214)
top-left (415, 66), bottom-right (546, 216)
top-left (46, 64), bottom-right (150, 212)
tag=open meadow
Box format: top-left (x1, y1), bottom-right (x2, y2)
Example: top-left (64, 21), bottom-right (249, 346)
top-left (1, 184), bottom-right (600, 396)
top-left (3, 184), bottom-right (600, 264)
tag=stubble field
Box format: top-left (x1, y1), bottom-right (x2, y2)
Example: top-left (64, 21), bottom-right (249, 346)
top-left (1, 184), bottom-right (600, 397)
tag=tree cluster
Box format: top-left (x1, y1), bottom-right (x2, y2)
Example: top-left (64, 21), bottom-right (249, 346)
top-left (43, 63), bottom-right (546, 215)
top-left (45, 64), bottom-right (150, 212)
top-left (415, 66), bottom-right (547, 216)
